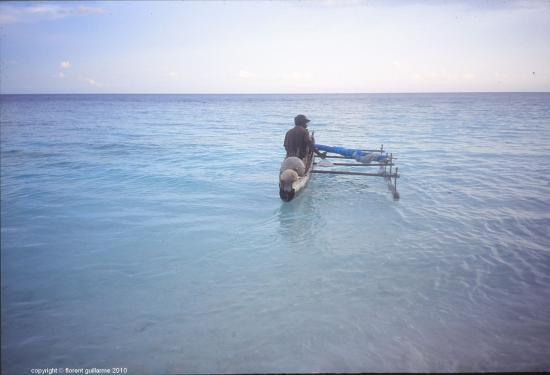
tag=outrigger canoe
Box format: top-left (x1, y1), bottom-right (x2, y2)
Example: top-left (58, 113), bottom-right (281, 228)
top-left (279, 143), bottom-right (400, 201)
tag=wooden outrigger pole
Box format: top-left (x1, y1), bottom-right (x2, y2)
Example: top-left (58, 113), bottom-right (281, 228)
top-left (312, 144), bottom-right (400, 200)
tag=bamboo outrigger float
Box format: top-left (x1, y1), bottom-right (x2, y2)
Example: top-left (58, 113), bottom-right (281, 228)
top-left (312, 144), bottom-right (400, 200)
top-left (279, 142), bottom-right (400, 201)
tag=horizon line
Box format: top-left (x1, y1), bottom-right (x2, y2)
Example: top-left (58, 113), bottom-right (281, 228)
top-left (1, 91), bottom-right (550, 96)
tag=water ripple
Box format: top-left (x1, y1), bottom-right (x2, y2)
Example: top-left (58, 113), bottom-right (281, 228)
top-left (2, 93), bottom-right (550, 373)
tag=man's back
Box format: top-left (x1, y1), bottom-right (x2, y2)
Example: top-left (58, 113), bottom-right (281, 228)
top-left (284, 125), bottom-right (310, 159)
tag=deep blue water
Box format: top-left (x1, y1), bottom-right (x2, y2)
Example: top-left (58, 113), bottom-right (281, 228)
top-left (1, 93), bottom-right (550, 373)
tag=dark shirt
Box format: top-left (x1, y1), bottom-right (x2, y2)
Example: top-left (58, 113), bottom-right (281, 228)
top-left (284, 125), bottom-right (312, 159)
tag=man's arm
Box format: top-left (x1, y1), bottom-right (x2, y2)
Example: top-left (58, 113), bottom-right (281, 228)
top-left (306, 131), bottom-right (326, 159)
top-left (305, 129), bottom-right (314, 148)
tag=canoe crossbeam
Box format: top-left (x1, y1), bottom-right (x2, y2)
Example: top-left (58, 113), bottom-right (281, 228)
top-left (314, 162), bottom-right (394, 167)
top-left (323, 155), bottom-right (398, 160)
top-left (311, 170), bottom-right (399, 178)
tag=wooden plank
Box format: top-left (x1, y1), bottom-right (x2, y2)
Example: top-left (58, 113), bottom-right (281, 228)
top-left (384, 166), bottom-right (400, 200)
top-left (318, 148), bottom-right (382, 153)
top-left (317, 162), bottom-right (394, 167)
top-left (312, 170), bottom-right (399, 178)
top-left (386, 179), bottom-right (400, 200)
top-left (320, 154), bottom-right (398, 160)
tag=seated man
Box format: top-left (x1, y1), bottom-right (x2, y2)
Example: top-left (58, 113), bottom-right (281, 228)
top-left (284, 114), bottom-right (326, 165)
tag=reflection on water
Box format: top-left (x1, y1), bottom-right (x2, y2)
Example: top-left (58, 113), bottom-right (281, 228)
top-left (277, 188), bottom-right (319, 251)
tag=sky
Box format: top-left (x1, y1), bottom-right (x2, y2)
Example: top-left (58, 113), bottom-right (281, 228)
top-left (0, 0), bottom-right (549, 94)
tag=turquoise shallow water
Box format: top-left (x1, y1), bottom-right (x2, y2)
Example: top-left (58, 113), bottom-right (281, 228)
top-left (1, 93), bottom-right (550, 373)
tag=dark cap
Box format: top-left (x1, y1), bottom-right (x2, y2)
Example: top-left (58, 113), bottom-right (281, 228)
top-left (294, 114), bottom-right (311, 126)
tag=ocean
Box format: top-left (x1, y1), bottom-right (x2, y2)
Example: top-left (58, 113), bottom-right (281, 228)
top-left (1, 93), bottom-right (550, 373)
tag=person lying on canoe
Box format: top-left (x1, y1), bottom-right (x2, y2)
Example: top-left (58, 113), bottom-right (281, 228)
top-left (284, 114), bottom-right (326, 160)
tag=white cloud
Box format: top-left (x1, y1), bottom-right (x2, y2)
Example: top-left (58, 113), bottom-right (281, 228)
top-left (239, 70), bottom-right (256, 79)
top-left (168, 71), bottom-right (179, 78)
top-left (84, 77), bottom-right (102, 87)
top-left (55, 61), bottom-right (70, 80)
top-left (27, 6), bottom-right (56, 15)
top-left (75, 6), bottom-right (107, 15)
top-left (0, 4), bottom-right (106, 24)
top-left (27, 4), bottom-right (106, 16)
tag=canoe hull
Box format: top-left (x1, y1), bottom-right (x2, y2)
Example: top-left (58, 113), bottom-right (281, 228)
top-left (279, 150), bottom-right (314, 202)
